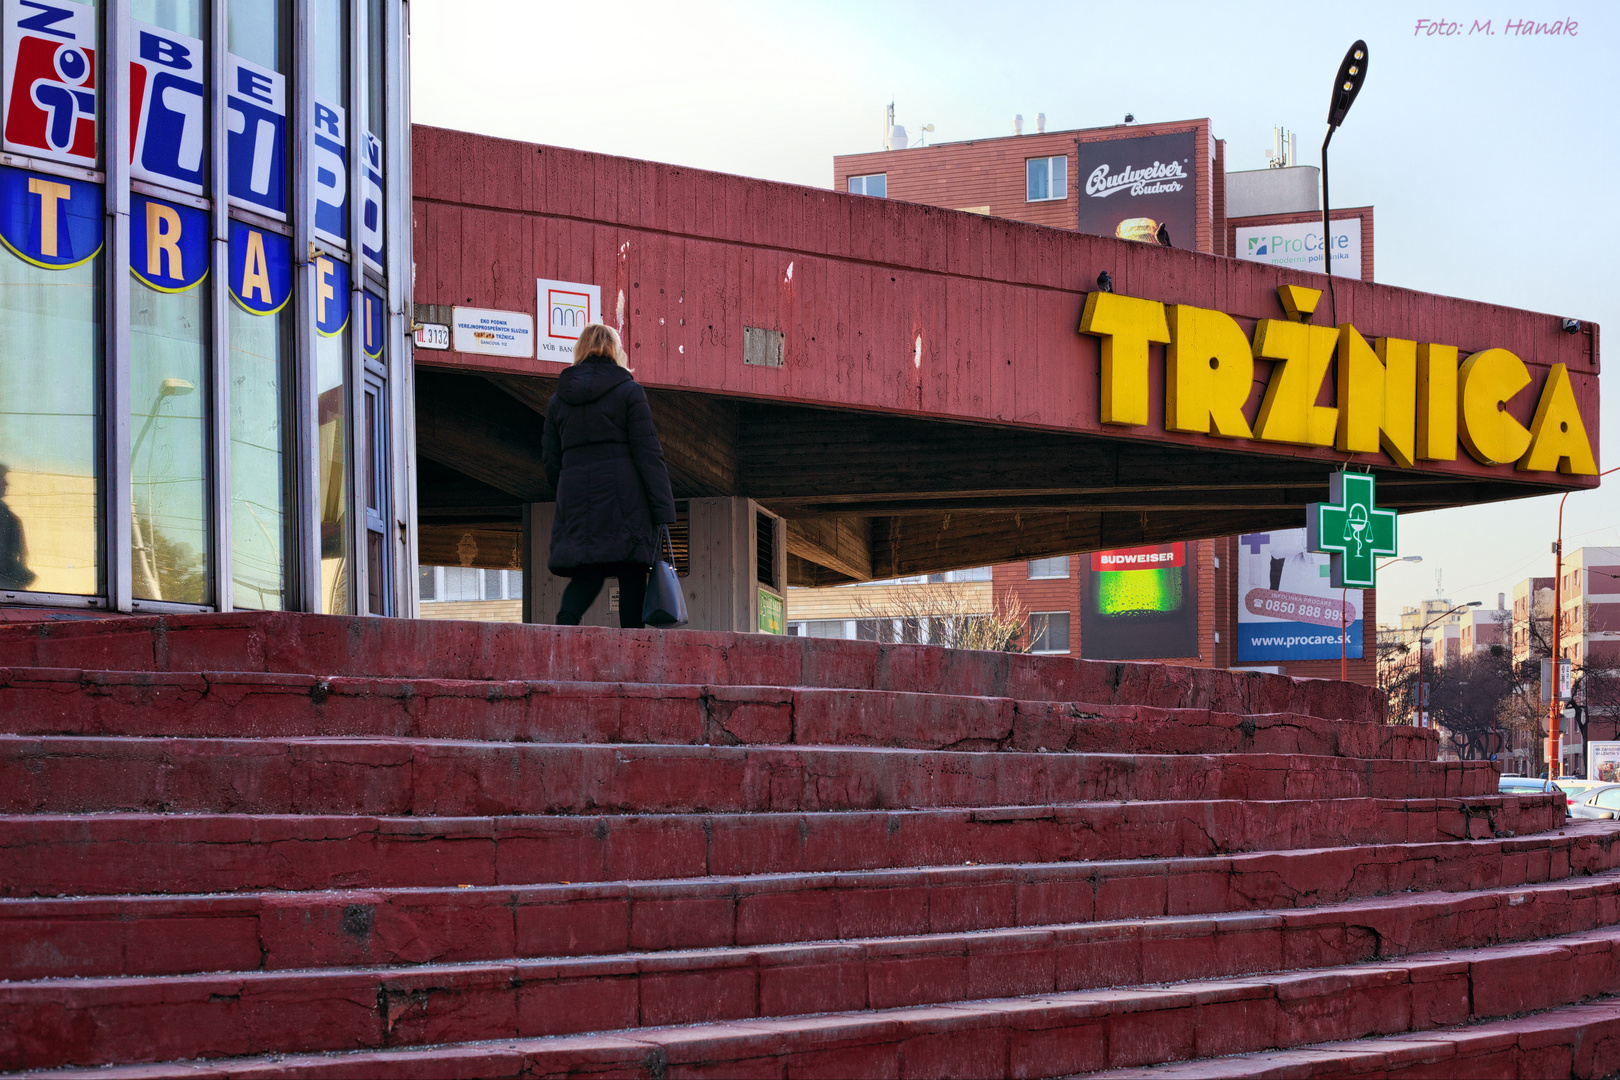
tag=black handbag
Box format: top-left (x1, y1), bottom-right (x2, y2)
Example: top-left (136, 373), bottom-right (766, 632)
top-left (641, 525), bottom-right (689, 628)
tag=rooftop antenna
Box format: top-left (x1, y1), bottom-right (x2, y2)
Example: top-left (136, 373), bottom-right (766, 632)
top-left (1434, 569), bottom-right (1445, 600)
top-left (1268, 126), bottom-right (1296, 168)
top-left (884, 101), bottom-right (894, 150)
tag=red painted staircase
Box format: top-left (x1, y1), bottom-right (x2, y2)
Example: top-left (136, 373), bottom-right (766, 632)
top-left (1, 612), bottom-right (1617, 1078)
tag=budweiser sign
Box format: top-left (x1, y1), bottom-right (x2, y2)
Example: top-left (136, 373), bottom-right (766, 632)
top-left (1084, 159), bottom-right (1187, 199)
top-left (1091, 544), bottom-right (1185, 571)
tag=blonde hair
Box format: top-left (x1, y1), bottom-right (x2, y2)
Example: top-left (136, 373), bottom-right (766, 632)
top-left (572, 323), bottom-right (628, 367)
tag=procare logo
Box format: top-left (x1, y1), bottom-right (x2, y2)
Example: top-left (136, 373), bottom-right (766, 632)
top-left (1248, 236), bottom-right (1268, 256)
top-left (1084, 159), bottom-right (1187, 199)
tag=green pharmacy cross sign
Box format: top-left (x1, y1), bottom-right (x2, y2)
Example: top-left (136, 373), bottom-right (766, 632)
top-left (1307, 471), bottom-right (1397, 588)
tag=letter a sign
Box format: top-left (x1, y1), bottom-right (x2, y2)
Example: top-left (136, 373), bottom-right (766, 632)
top-left (1307, 471), bottom-right (1396, 589)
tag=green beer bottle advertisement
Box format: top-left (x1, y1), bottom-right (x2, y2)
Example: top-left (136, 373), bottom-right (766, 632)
top-left (1080, 543), bottom-right (1199, 660)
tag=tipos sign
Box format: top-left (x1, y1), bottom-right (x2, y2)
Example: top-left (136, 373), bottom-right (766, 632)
top-left (1078, 284), bottom-right (1596, 476)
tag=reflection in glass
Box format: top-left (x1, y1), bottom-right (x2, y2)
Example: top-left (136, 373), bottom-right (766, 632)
top-left (312, 0), bottom-right (348, 103)
top-left (317, 330), bottom-right (350, 614)
top-left (229, 303), bottom-right (287, 609)
top-left (131, 282), bottom-right (209, 604)
top-left (228, 0), bottom-right (287, 72)
top-left (0, 247), bottom-right (100, 595)
top-left (131, 0), bottom-right (202, 35)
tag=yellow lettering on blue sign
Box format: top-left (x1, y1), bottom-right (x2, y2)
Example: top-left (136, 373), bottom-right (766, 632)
top-left (317, 256), bottom-right (335, 324)
top-left (146, 201), bottom-right (184, 280)
top-left (28, 177), bottom-right (69, 258)
top-left (240, 229), bottom-right (272, 304)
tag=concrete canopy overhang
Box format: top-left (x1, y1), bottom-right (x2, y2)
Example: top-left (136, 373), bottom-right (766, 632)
top-left (410, 126), bottom-right (1600, 585)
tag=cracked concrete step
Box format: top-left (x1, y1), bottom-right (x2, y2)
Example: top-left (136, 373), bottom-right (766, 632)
top-left (0, 669), bottom-right (1435, 760)
top-left (12, 924), bottom-right (1620, 1074)
top-left (7, 826), bottom-right (1616, 979)
top-left (0, 737), bottom-right (1496, 816)
top-left (1085, 995), bottom-right (1620, 1078)
top-left (0, 612), bottom-right (1394, 723)
top-left (4, 852), bottom-right (1618, 1008)
top-left (0, 796), bottom-right (1562, 899)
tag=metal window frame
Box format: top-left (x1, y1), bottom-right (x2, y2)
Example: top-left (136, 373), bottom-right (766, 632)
top-left (209, 0), bottom-right (232, 612)
top-left (388, 0), bottom-right (416, 619)
top-left (291, 0), bottom-right (322, 611)
top-left (105, 1), bottom-right (133, 612)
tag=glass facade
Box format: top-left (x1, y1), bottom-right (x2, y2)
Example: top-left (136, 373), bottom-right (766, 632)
top-left (0, 0), bottom-right (410, 614)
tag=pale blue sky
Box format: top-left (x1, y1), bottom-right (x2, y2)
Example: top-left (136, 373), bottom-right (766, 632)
top-left (413, 0), bottom-right (1617, 619)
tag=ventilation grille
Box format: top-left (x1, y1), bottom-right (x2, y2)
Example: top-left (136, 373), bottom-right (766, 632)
top-left (667, 502), bottom-right (690, 577)
top-left (756, 510), bottom-right (777, 590)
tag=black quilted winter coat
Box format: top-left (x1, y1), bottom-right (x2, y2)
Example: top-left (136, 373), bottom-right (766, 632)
top-left (541, 357), bottom-right (677, 574)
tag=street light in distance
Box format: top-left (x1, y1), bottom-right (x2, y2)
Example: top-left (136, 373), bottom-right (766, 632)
top-left (1416, 600), bottom-right (1483, 729)
top-left (1341, 553), bottom-right (1422, 682)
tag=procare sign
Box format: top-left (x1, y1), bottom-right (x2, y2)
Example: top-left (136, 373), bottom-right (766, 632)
top-left (1078, 284), bottom-right (1597, 478)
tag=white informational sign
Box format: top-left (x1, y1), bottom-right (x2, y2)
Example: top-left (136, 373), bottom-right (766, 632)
top-left (1236, 528), bottom-right (1363, 662)
top-left (1589, 741), bottom-right (1620, 783)
top-left (1235, 217), bottom-right (1363, 279)
top-left (452, 306), bottom-right (533, 358)
top-left (536, 277), bottom-right (602, 364)
top-left (412, 322), bottom-right (449, 350)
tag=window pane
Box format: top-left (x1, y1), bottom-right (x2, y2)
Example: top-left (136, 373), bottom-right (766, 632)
top-left (228, 302), bottom-right (287, 610)
top-left (1050, 155), bottom-right (1066, 198)
top-left (132, 0), bottom-right (202, 35)
top-left (229, 0), bottom-right (287, 70)
top-left (848, 177), bottom-right (862, 195)
top-left (1595, 788), bottom-right (1620, 810)
top-left (441, 566), bottom-right (477, 601)
top-left (483, 568), bottom-right (502, 600)
top-left (1026, 158), bottom-right (1048, 201)
top-left (1030, 611), bottom-right (1071, 654)
top-left (418, 565), bottom-right (435, 600)
top-left (867, 174), bottom-right (886, 198)
top-left (317, 330), bottom-right (350, 614)
top-left (1029, 557), bottom-right (1068, 579)
top-left (131, 281), bottom-right (209, 604)
top-left (0, 239), bottom-right (100, 596)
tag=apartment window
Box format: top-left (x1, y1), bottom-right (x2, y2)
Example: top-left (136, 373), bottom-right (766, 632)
top-left (420, 567), bottom-right (522, 603)
top-left (1028, 557), bottom-right (1069, 579)
top-left (848, 174), bottom-right (887, 198)
top-left (929, 567), bottom-right (993, 583)
top-left (789, 619), bottom-right (855, 640)
top-left (1029, 612), bottom-right (1071, 655)
top-left (1026, 155), bottom-right (1067, 202)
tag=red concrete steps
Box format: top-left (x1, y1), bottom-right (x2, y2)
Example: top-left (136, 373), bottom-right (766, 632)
top-left (0, 737), bottom-right (1496, 816)
top-left (7, 826), bottom-right (1615, 980)
top-left (0, 795), bottom-right (1561, 899)
top-left (0, 612), bottom-right (1394, 723)
top-left (0, 668), bottom-right (1434, 760)
top-left (12, 924), bottom-right (1620, 1075)
top-left (1088, 997), bottom-right (1620, 1078)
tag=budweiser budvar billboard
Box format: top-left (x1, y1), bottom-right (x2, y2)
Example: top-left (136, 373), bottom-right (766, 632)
top-left (1074, 131), bottom-right (1198, 248)
top-left (1080, 542), bottom-right (1199, 660)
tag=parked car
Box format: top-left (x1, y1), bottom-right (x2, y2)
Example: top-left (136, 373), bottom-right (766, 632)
top-left (1567, 784), bottom-right (1620, 821)
top-left (1498, 775), bottom-right (1572, 816)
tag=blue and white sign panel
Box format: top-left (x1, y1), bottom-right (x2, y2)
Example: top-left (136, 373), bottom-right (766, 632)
top-left (0, 163), bottom-right (100, 268)
top-left (228, 220), bottom-right (292, 315)
top-left (1236, 528), bottom-right (1363, 662)
top-left (2, 0), bottom-right (98, 167)
top-left (129, 193), bottom-right (207, 291)
top-left (227, 55), bottom-right (286, 220)
top-left (360, 131), bottom-right (383, 272)
top-left (130, 21), bottom-right (205, 195)
top-left (310, 97), bottom-right (346, 248)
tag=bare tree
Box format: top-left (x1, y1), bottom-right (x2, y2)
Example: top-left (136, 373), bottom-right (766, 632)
top-left (853, 579), bottom-right (1034, 652)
